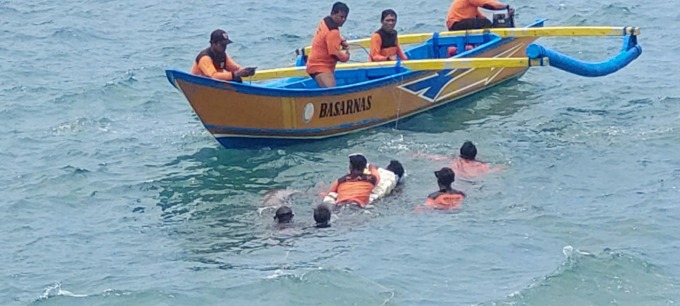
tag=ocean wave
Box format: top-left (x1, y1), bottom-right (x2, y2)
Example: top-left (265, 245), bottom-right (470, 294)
top-left (32, 285), bottom-right (196, 306)
top-left (50, 117), bottom-right (113, 135)
top-left (491, 246), bottom-right (679, 305)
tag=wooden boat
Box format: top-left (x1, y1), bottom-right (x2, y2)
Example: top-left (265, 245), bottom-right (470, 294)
top-left (165, 19), bottom-right (641, 148)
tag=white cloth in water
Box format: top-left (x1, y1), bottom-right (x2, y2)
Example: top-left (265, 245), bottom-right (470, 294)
top-left (323, 192), bottom-right (338, 205)
top-left (369, 167), bottom-right (397, 203)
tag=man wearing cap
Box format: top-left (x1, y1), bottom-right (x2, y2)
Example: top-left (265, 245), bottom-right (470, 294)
top-left (323, 153), bottom-right (377, 207)
top-left (191, 29), bottom-right (256, 82)
top-left (424, 167), bottom-right (465, 209)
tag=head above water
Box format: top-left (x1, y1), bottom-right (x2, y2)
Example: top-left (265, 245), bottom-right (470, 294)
top-left (435, 167), bottom-right (455, 187)
top-left (330, 2), bottom-right (349, 26)
top-left (274, 205), bottom-right (294, 223)
top-left (209, 29), bottom-right (233, 52)
top-left (386, 160), bottom-right (405, 180)
top-left (459, 141), bottom-right (478, 160)
top-left (348, 153), bottom-right (367, 173)
top-left (380, 9), bottom-right (397, 32)
top-left (314, 203), bottom-right (331, 227)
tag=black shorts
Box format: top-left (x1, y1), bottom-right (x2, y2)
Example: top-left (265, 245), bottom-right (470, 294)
top-left (308, 72), bottom-right (320, 79)
top-left (449, 18), bottom-right (492, 31)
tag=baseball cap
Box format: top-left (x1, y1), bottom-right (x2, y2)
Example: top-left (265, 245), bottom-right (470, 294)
top-left (210, 29), bottom-right (233, 45)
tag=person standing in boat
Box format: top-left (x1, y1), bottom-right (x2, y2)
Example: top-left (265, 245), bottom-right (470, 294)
top-left (191, 29), bottom-right (256, 82)
top-left (306, 2), bottom-right (351, 88)
top-left (369, 9), bottom-right (408, 62)
top-left (446, 0), bottom-right (514, 31)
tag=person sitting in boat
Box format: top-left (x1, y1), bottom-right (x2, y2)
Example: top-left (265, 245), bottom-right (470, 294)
top-left (274, 206), bottom-right (294, 224)
top-left (446, 0), bottom-right (514, 31)
top-left (306, 2), bottom-right (351, 88)
top-left (314, 204), bottom-right (332, 228)
top-left (369, 9), bottom-right (408, 62)
top-left (323, 153), bottom-right (377, 208)
top-left (423, 167), bottom-right (466, 210)
top-left (191, 29), bottom-right (256, 82)
top-left (368, 160), bottom-right (405, 203)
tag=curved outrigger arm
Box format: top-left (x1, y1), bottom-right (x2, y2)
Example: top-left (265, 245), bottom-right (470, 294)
top-left (526, 31), bottom-right (642, 77)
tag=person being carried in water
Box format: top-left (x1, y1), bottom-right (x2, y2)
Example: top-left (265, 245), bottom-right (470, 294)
top-left (191, 29), bottom-right (256, 82)
top-left (323, 156), bottom-right (404, 205)
top-left (314, 204), bottom-right (332, 228)
top-left (306, 2), bottom-right (351, 88)
top-left (421, 167), bottom-right (466, 210)
top-left (369, 9), bottom-right (408, 62)
top-left (446, 0), bottom-right (514, 31)
top-left (368, 160), bottom-right (405, 203)
top-left (322, 153), bottom-right (377, 208)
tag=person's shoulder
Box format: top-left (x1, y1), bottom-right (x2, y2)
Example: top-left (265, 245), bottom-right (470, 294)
top-left (427, 190), bottom-right (443, 199)
top-left (450, 188), bottom-right (466, 197)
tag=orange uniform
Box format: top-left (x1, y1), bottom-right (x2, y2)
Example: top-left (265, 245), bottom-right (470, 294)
top-left (306, 16), bottom-right (350, 75)
top-left (425, 189), bottom-right (466, 209)
top-left (369, 29), bottom-right (408, 62)
top-left (329, 173), bottom-right (377, 207)
top-left (446, 0), bottom-right (508, 30)
top-left (191, 48), bottom-right (243, 81)
top-left (451, 157), bottom-right (490, 178)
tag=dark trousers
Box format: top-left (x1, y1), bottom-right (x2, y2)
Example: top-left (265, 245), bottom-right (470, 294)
top-left (449, 18), bottom-right (492, 31)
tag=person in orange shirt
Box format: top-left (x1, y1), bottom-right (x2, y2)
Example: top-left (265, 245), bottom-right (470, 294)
top-left (369, 9), bottom-right (408, 62)
top-left (324, 153), bottom-right (377, 208)
top-left (191, 29), bottom-right (256, 82)
top-left (451, 140), bottom-right (496, 179)
top-left (306, 2), bottom-right (351, 88)
top-left (446, 0), bottom-right (514, 31)
top-left (413, 140), bottom-right (500, 180)
top-left (424, 167), bottom-right (466, 210)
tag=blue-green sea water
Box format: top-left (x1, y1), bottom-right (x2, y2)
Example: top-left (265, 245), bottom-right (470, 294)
top-left (1, 0), bottom-right (679, 305)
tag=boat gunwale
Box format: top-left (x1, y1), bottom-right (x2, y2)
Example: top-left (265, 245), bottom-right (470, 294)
top-left (166, 20), bottom-right (548, 98)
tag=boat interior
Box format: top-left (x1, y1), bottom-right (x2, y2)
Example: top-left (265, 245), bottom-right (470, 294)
top-left (262, 32), bottom-right (503, 90)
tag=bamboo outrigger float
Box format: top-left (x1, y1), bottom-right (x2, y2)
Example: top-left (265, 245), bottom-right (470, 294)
top-left (165, 19), bottom-right (641, 148)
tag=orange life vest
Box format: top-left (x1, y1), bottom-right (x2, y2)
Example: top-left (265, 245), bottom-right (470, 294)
top-left (425, 188), bottom-right (465, 209)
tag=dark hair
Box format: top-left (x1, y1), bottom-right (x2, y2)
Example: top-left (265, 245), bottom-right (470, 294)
top-left (380, 9), bottom-right (397, 22)
top-left (460, 141), bottom-right (477, 160)
top-left (349, 154), bottom-right (367, 172)
top-left (274, 206), bottom-right (294, 223)
top-left (386, 160), bottom-right (404, 179)
top-left (331, 2), bottom-right (350, 15)
top-left (314, 204), bottom-right (331, 225)
top-left (435, 167), bottom-right (455, 186)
